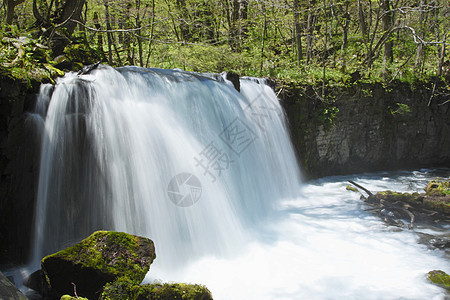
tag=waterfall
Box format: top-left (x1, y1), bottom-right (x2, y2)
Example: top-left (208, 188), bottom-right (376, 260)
top-left (31, 65), bottom-right (302, 269)
top-left (27, 66), bottom-right (450, 299)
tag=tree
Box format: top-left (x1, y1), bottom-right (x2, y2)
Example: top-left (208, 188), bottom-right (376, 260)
top-left (5, 0), bottom-right (25, 26)
top-left (293, 0), bottom-right (303, 64)
top-left (33, 0), bottom-right (87, 55)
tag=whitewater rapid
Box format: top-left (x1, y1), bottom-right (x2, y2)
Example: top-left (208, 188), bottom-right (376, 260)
top-left (148, 170), bottom-right (450, 300)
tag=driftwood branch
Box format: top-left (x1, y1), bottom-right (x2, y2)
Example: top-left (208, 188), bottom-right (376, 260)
top-left (71, 282), bottom-right (79, 299)
top-left (348, 180), bottom-right (373, 197)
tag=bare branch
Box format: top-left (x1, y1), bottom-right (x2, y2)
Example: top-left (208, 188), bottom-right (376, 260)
top-left (69, 18), bottom-right (168, 33)
top-left (348, 180), bottom-right (374, 197)
top-left (397, 26), bottom-right (449, 46)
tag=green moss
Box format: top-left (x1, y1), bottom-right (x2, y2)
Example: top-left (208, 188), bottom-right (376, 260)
top-left (375, 191), bottom-right (423, 207)
top-left (422, 197), bottom-right (450, 215)
top-left (42, 231), bottom-right (155, 284)
top-left (101, 278), bottom-right (213, 300)
top-left (375, 186), bottom-right (449, 215)
top-left (425, 180), bottom-right (450, 196)
top-left (427, 270), bottom-right (450, 290)
top-left (346, 185), bottom-right (358, 192)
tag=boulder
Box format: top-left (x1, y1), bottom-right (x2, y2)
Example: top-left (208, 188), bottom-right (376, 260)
top-left (41, 231), bottom-right (156, 300)
top-left (225, 72), bottom-right (240, 92)
top-left (427, 270), bottom-right (450, 290)
top-left (0, 271), bottom-right (28, 300)
top-left (100, 277), bottom-right (213, 300)
top-left (24, 269), bottom-right (43, 294)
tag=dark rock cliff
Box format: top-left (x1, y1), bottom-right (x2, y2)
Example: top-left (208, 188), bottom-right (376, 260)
top-left (281, 81), bottom-right (450, 179)
top-left (0, 76), bottom-right (41, 266)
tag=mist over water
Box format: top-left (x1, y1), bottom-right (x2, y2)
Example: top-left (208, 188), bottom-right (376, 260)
top-left (30, 66), bottom-right (449, 299)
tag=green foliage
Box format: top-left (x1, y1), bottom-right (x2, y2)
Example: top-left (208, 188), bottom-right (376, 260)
top-left (321, 105), bottom-right (339, 126)
top-left (1, 0), bottom-right (448, 88)
top-left (389, 103), bottom-right (411, 116)
top-left (0, 29), bottom-right (60, 82)
top-left (64, 43), bottom-right (103, 66)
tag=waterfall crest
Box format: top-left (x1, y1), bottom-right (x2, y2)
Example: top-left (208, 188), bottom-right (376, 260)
top-left (32, 65), bottom-right (301, 268)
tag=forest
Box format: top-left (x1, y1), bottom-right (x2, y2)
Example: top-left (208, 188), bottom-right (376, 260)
top-left (0, 0), bottom-right (448, 86)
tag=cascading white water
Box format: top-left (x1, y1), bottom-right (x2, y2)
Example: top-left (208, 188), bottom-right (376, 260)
top-left (30, 66), bottom-right (450, 299)
top-left (31, 65), bottom-right (302, 269)
top-left (147, 169), bottom-right (450, 300)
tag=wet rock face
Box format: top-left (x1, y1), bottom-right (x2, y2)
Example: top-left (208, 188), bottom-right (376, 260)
top-left (41, 231), bottom-right (156, 300)
top-left (0, 76), bottom-right (41, 266)
top-left (283, 82), bottom-right (450, 179)
top-left (0, 271), bottom-right (28, 300)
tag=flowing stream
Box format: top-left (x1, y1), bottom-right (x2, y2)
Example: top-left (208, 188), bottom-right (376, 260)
top-left (29, 66), bottom-right (449, 299)
top-left (150, 169), bottom-right (449, 300)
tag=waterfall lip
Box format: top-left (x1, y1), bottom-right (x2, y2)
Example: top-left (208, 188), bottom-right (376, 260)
top-left (116, 66), bottom-right (221, 84)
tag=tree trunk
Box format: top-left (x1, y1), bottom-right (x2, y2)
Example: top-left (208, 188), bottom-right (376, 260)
top-left (306, 0), bottom-right (316, 63)
top-left (239, 0), bottom-right (248, 39)
top-left (259, 1), bottom-right (267, 74)
top-left (230, 0), bottom-right (240, 49)
top-left (382, 0), bottom-right (393, 65)
top-left (414, 0), bottom-right (426, 73)
top-left (104, 1), bottom-right (113, 65)
top-left (382, 0), bottom-right (394, 76)
top-left (293, 0), bottom-right (303, 64)
top-left (136, 0), bottom-right (144, 67)
top-left (6, 0), bottom-right (15, 25)
top-left (357, 0), bottom-right (368, 41)
top-left (176, 0), bottom-right (191, 41)
top-left (437, 34), bottom-right (446, 77)
top-left (340, 0), bottom-right (350, 71)
top-left (5, 0), bottom-right (25, 26)
top-left (55, 0), bottom-right (86, 37)
top-left (93, 12), bottom-right (103, 51)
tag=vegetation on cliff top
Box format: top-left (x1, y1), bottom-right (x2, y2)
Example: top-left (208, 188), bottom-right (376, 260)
top-left (0, 0), bottom-right (448, 91)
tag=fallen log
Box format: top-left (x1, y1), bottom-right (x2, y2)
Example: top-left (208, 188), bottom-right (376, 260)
top-left (347, 179), bottom-right (449, 229)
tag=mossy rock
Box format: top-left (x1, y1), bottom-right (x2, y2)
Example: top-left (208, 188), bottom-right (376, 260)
top-left (374, 190), bottom-right (449, 215)
top-left (425, 180), bottom-right (450, 197)
top-left (42, 231), bottom-right (156, 300)
top-left (374, 191), bottom-right (424, 207)
top-left (100, 277), bottom-right (213, 300)
top-left (427, 270), bottom-right (450, 290)
top-left (61, 295), bottom-right (89, 300)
